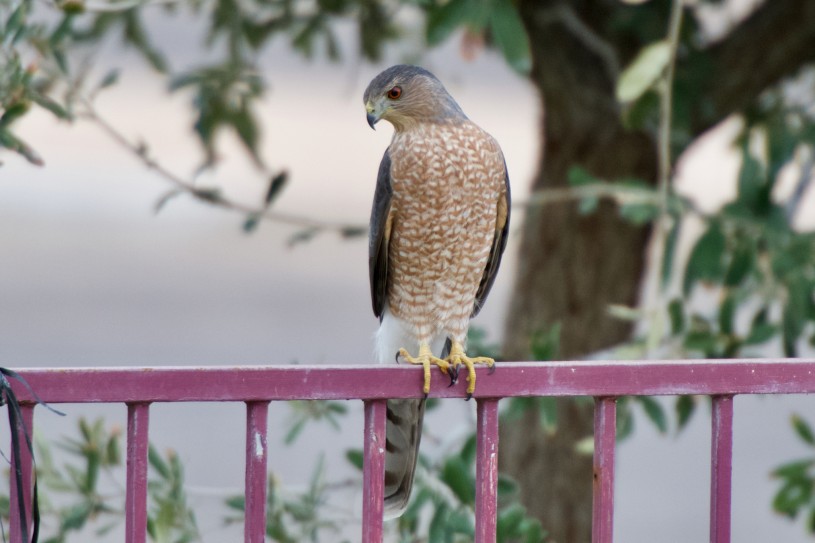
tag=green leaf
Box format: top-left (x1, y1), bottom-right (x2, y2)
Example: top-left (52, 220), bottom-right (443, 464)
top-left (428, 504), bottom-right (451, 543)
top-left (578, 195), bottom-right (599, 215)
top-left (661, 220), bottom-right (680, 286)
top-left (345, 449), bottom-right (363, 471)
top-left (497, 503), bottom-right (526, 540)
top-left (243, 212), bottom-right (262, 233)
top-left (675, 395), bottom-right (695, 432)
top-left (97, 69), bottom-right (120, 91)
top-left (460, 433), bottom-right (477, 466)
top-left (488, 0), bottom-right (532, 74)
top-left (225, 495), bottom-right (245, 511)
top-left (615, 398), bottom-right (634, 441)
top-left (265, 171), bottom-right (288, 205)
top-left (735, 148), bottom-right (768, 214)
top-left (441, 456), bottom-right (475, 505)
top-left (530, 323), bottom-right (560, 361)
top-left (426, 0), bottom-right (473, 46)
top-left (792, 415), bottom-right (815, 446)
top-left (30, 92), bottom-right (71, 120)
top-left (619, 201), bottom-right (659, 225)
top-left (284, 418), bottom-right (306, 444)
top-left (538, 397), bottom-right (558, 435)
top-left (724, 244), bottom-right (754, 287)
top-left (497, 474), bottom-right (519, 500)
top-left (105, 433), bottom-right (120, 465)
top-left (718, 293), bottom-right (736, 335)
top-left (446, 507), bottom-right (474, 535)
top-left (783, 278), bottom-right (809, 357)
top-left (636, 396), bottom-right (667, 434)
top-left (773, 478), bottom-right (813, 518)
top-left (684, 328), bottom-right (717, 355)
top-left (61, 501), bottom-right (92, 531)
top-left (745, 323), bottom-right (776, 346)
top-left (154, 189), bottom-right (184, 214)
top-left (772, 459), bottom-right (814, 479)
top-left (567, 166), bottom-right (598, 187)
top-left (683, 222), bottom-right (726, 295)
top-left (148, 445), bottom-right (171, 479)
top-left (668, 298), bottom-right (685, 335)
top-left (616, 40), bottom-right (670, 103)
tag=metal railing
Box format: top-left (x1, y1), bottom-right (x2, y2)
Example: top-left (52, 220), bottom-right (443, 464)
top-left (8, 359), bottom-right (815, 543)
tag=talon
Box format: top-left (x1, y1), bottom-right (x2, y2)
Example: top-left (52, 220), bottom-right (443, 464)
top-left (465, 392), bottom-right (473, 401)
top-left (488, 363), bottom-right (496, 375)
top-left (395, 351), bottom-right (402, 364)
top-left (397, 343), bottom-right (449, 396)
top-left (442, 340), bottom-right (495, 398)
top-left (449, 364), bottom-right (460, 386)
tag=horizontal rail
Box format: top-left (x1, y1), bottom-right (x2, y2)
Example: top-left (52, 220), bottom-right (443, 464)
top-left (9, 359), bottom-right (815, 403)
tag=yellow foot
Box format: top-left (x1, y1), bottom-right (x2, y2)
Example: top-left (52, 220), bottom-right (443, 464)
top-left (445, 341), bottom-right (495, 399)
top-left (397, 343), bottom-right (450, 396)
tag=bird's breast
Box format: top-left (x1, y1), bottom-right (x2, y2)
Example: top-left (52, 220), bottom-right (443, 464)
top-left (384, 122), bottom-right (504, 328)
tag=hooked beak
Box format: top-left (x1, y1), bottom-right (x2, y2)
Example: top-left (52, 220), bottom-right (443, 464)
top-left (365, 100), bottom-right (382, 130)
top-left (367, 112), bottom-right (378, 130)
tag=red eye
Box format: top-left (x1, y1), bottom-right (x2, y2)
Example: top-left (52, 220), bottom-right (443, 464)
top-left (387, 86), bottom-right (402, 100)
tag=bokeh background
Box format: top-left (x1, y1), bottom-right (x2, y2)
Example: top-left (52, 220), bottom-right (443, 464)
top-left (3, 0), bottom-right (815, 541)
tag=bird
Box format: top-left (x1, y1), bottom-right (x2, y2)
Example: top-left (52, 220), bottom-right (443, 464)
top-left (363, 64), bottom-right (511, 517)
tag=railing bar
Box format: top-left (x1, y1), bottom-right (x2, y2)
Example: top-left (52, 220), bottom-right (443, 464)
top-left (710, 395), bottom-right (734, 543)
top-left (592, 396), bottom-right (617, 543)
top-left (13, 360), bottom-right (815, 403)
top-left (475, 398), bottom-right (500, 543)
top-left (125, 402), bottom-right (151, 543)
top-left (362, 400), bottom-right (387, 543)
top-left (9, 404), bottom-right (34, 543)
top-left (245, 401), bottom-right (270, 543)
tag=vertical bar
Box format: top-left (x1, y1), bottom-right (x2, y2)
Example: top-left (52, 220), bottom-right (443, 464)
top-left (592, 396), bottom-right (617, 543)
top-left (245, 401), bottom-right (270, 543)
top-left (126, 403), bottom-right (151, 543)
top-left (10, 404), bottom-right (34, 543)
top-left (362, 400), bottom-right (387, 543)
top-left (710, 395), bottom-right (734, 543)
top-left (475, 398), bottom-right (500, 543)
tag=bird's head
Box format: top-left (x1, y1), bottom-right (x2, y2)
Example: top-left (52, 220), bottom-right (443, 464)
top-left (363, 65), bottom-right (465, 131)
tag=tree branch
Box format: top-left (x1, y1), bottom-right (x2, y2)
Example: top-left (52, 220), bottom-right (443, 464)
top-left (80, 100), bottom-right (367, 238)
top-left (688, 0), bottom-right (815, 134)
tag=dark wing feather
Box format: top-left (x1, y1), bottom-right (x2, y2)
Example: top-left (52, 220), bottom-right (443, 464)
top-left (369, 149), bottom-right (393, 320)
top-left (472, 161), bottom-right (511, 317)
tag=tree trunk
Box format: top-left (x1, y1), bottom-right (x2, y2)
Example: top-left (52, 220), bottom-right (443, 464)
top-left (499, 2), bottom-right (657, 541)
top-left (499, 1), bottom-right (815, 540)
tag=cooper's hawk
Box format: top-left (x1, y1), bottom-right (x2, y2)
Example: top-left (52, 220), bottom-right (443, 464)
top-left (364, 65), bottom-right (511, 517)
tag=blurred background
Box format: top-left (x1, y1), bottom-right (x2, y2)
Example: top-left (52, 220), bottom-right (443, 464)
top-left (2, 0), bottom-right (815, 541)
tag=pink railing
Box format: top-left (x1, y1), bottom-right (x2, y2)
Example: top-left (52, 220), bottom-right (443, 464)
top-left (7, 359), bottom-right (815, 543)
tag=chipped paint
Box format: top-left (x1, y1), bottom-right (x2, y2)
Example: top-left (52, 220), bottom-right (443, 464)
top-left (254, 431), bottom-right (264, 458)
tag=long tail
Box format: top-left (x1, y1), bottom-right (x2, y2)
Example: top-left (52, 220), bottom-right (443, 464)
top-left (381, 335), bottom-right (451, 518)
top-left (383, 398), bottom-right (425, 518)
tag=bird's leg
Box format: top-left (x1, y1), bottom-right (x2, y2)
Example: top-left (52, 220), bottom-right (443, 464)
top-left (445, 341), bottom-right (495, 399)
top-left (397, 343), bottom-right (450, 396)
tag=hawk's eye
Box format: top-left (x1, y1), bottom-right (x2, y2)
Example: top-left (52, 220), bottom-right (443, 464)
top-left (387, 86), bottom-right (402, 100)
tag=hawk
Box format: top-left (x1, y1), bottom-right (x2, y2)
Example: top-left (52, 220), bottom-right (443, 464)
top-left (364, 65), bottom-right (511, 517)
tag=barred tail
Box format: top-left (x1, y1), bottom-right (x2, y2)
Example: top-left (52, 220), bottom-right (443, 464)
top-left (383, 398), bottom-right (425, 518)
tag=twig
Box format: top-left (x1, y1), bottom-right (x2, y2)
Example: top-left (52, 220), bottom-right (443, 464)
top-left (81, 97), bottom-right (711, 243)
top-left (80, 99), bottom-right (365, 234)
top-left (645, 0), bottom-right (685, 357)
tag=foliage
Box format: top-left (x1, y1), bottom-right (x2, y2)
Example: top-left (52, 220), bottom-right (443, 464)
top-left (772, 415), bottom-right (815, 530)
top-left (225, 456), bottom-right (349, 543)
top-left (284, 400), bottom-right (347, 444)
top-left (347, 432), bottom-right (546, 543)
top-left (0, 0), bottom-right (529, 168)
top-left (25, 417), bottom-right (201, 543)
